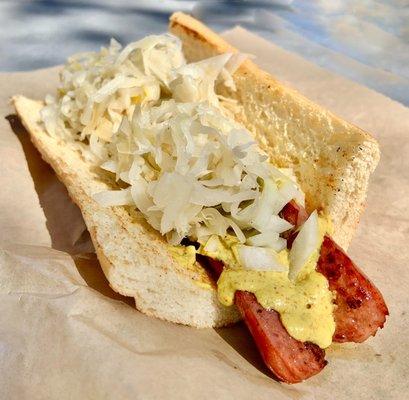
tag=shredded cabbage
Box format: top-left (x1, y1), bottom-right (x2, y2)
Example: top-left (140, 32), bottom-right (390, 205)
top-left (41, 34), bottom-right (307, 253)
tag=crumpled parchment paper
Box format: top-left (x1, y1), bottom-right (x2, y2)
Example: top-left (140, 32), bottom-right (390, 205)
top-left (1, 28), bottom-right (408, 400)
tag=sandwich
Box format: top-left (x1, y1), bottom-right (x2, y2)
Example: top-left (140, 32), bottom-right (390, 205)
top-left (13, 12), bottom-right (388, 383)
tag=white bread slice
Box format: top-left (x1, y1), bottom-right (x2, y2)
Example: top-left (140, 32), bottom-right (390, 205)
top-left (170, 12), bottom-right (380, 250)
top-left (13, 95), bottom-right (241, 328)
top-left (13, 14), bottom-right (379, 328)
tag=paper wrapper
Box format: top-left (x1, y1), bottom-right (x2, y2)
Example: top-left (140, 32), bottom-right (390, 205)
top-left (1, 28), bottom-right (408, 399)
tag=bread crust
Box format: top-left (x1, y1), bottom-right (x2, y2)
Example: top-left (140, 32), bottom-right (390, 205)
top-left (13, 96), bottom-right (241, 328)
top-left (13, 14), bottom-right (379, 327)
top-left (170, 12), bottom-right (380, 250)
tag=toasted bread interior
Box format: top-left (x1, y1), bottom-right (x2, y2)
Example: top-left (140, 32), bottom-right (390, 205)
top-left (170, 12), bottom-right (380, 250)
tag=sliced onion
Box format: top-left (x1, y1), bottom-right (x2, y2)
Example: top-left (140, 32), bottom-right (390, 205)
top-left (246, 230), bottom-right (287, 251)
top-left (233, 245), bottom-right (288, 272)
top-left (289, 211), bottom-right (321, 281)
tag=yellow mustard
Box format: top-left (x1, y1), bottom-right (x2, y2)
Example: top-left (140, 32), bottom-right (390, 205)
top-left (199, 213), bottom-right (336, 349)
top-left (168, 245), bottom-right (197, 269)
top-left (217, 269), bottom-right (335, 348)
top-left (173, 214), bottom-right (335, 348)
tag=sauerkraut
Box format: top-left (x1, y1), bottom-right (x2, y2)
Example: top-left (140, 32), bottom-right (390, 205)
top-left (41, 34), bottom-right (306, 254)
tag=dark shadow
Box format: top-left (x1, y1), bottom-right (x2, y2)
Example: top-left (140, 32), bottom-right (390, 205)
top-left (6, 113), bottom-right (134, 309)
top-left (196, 255), bottom-right (278, 379)
top-left (215, 322), bottom-right (279, 381)
top-left (7, 114), bottom-right (54, 197)
top-left (6, 113), bottom-right (86, 254)
top-left (73, 253), bottom-right (135, 307)
top-left (217, 323), bottom-right (323, 396)
top-left (7, 113), bottom-right (279, 376)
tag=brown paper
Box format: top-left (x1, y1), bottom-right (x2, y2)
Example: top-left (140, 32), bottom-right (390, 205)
top-left (1, 28), bottom-right (408, 399)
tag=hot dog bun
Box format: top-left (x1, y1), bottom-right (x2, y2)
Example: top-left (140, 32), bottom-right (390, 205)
top-left (13, 13), bottom-right (379, 328)
top-left (169, 12), bottom-right (380, 251)
top-left (13, 96), bottom-right (241, 328)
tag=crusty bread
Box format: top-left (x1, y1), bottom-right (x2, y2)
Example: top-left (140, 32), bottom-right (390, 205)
top-left (13, 96), bottom-right (241, 328)
top-left (13, 14), bottom-right (379, 328)
top-left (170, 12), bottom-right (380, 250)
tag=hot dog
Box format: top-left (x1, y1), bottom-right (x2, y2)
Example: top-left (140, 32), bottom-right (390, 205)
top-left (281, 201), bottom-right (389, 342)
top-left (197, 201), bottom-right (387, 382)
top-left (204, 258), bottom-right (327, 383)
top-left (13, 11), bottom-right (387, 386)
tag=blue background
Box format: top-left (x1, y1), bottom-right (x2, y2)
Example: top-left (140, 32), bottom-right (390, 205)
top-left (1, 0), bottom-right (408, 105)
